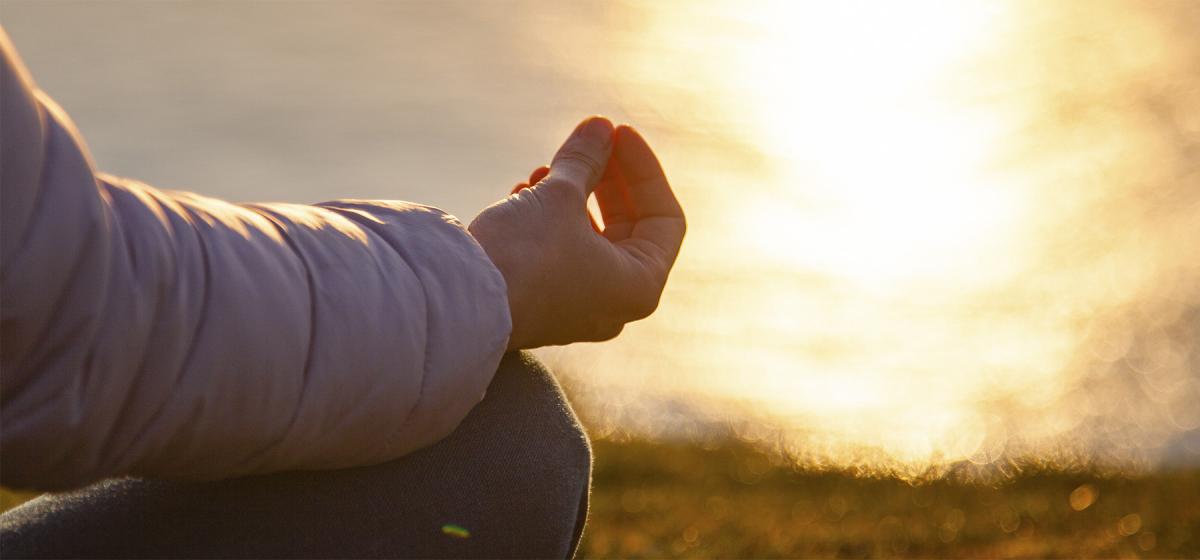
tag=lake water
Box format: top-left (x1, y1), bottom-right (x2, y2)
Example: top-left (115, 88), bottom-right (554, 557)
top-left (5, 0), bottom-right (1198, 474)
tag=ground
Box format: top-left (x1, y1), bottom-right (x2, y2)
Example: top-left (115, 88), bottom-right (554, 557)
top-left (3, 437), bottom-right (1198, 558)
top-left (578, 438), bottom-right (1200, 558)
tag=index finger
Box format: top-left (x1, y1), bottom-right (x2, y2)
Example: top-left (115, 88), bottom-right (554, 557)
top-left (613, 125), bottom-right (686, 262)
top-left (613, 125), bottom-right (684, 219)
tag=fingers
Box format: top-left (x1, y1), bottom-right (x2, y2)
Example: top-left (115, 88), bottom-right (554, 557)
top-left (594, 159), bottom-right (637, 240)
top-left (548, 116), bottom-right (614, 196)
top-left (613, 125), bottom-right (683, 219)
top-left (514, 166), bottom-right (600, 231)
top-left (613, 125), bottom-right (686, 267)
top-left (511, 164), bottom-right (548, 195)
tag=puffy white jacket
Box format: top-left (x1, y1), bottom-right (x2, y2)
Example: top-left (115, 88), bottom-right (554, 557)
top-left (0, 30), bottom-right (511, 490)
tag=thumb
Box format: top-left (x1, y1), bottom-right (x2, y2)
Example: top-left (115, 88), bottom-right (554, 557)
top-left (548, 116), bottom-right (615, 196)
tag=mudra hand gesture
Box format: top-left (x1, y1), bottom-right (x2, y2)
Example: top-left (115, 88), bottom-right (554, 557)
top-left (470, 117), bottom-right (687, 349)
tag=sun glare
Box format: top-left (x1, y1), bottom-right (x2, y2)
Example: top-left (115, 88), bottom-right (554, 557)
top-left (733, 1), bottom-right (1023, 295)
top-left (543, 0), bottom-right (1200, 473)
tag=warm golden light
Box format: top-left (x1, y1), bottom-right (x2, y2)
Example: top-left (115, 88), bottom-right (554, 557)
top-left (545, 0), bottom-right (1200, 474)
top-left (3, 3), bottom-right (1197, 555)
top-left (5, 0), bottom-right (1195, 477)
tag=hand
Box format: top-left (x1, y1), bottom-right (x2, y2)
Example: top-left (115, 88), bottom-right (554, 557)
top-left (469, 116), bottom-right (686, 350)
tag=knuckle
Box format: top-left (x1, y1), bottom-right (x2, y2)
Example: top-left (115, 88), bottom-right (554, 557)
top-left (543, 179), bottom-right (586, 204)
top-left (628, 291), bottom-right (661, 320)
top-left (593, 322), bottom-right (625, 342)
top-left (580, 315), bottom-right (625, 342)
top-left (553, 149), bottom-right (605, 183)
top-left (542, 175), bottom-right (577, 190)
top-left (510, 184), bottom-right (554, 214)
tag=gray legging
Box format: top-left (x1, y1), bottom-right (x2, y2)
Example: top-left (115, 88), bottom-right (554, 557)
top-left (0, 352), bottom-right (592, 558)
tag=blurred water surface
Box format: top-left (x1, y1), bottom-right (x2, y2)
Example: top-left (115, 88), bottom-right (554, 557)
top-left (4, 0), bottom-right (1198, 474)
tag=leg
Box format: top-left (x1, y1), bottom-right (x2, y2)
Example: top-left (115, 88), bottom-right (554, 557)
top-left (0, 352), bottom-right (592, 559)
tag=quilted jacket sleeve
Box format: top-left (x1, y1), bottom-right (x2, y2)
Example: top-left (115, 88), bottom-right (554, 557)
top-left (0, 29), bottom-right (511, 490)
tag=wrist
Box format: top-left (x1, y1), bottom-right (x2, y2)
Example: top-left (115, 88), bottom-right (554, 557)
top-left (468, 225), bottom-right (527, 351)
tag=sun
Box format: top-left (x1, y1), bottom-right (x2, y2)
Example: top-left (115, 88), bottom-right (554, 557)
top-left (731, 1), bottom-right (1027, 296)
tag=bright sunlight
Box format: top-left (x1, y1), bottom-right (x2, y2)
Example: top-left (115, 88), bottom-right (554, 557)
top-left (547, 0), bottom-right (1200, 473)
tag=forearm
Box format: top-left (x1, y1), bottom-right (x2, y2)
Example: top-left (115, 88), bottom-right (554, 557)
top-left (1, 30), bottom-right (510, 489)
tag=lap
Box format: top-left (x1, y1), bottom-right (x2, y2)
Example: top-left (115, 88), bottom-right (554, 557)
top-left (0, 352), bottom-right (592, 559)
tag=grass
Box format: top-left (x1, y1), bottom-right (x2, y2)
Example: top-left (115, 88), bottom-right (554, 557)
top-left (0, 488), bottom-right (37, 515)
top-left (579, 438), bottom-right (1200, 558)
top-left (4, 437), bottom-right (1198, 558)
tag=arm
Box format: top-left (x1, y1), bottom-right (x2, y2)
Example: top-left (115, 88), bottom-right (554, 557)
top-left (0, 30), bottom-right (510, 490)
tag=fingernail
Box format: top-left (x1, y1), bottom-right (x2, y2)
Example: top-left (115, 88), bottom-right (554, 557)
top-left (578, 116), bottom-right (614, 145)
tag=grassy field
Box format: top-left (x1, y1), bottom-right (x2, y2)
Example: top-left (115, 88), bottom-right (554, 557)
top-left (4, 437), bottom-right (1198, 558)
top-left (579, 438), bottom-right (1200, 558)
top-left (0, 488), bottom-right (38, 517)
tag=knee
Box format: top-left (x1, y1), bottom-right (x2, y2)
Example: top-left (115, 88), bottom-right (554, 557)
top-left (0, 353), bottom-right (596, 560)
top-left (490, 351), bottom-right (592, 472)
top-left (477, 351), bottom-right (592, 555)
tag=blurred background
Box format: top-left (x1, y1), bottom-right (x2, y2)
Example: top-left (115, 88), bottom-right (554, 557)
top-left (2, 0), bottom-right (1198, 556)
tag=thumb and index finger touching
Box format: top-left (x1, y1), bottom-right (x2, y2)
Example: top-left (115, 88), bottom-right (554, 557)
top-left (548, 117), bottom-right (685, 253)
top-left (548, 116), bottom-right (615, 196)
top-left (565, 118), bottom-right (686, 272)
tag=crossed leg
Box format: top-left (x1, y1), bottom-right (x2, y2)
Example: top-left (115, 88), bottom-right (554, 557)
top-left (1, 352), bottom-right (592, 558)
